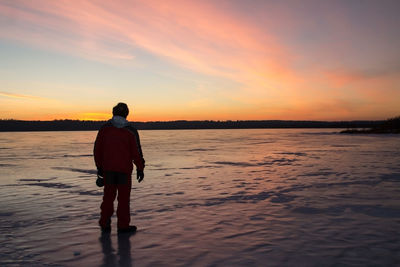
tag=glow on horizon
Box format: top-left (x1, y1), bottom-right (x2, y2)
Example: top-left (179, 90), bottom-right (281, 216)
top-left (0, 0), bottom-right (399, 121)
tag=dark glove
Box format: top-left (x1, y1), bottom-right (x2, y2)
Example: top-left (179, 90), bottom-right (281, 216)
top-left (96, 168), bottom-right (104, 187)
top-left (96, 177), bottom-right (104, 187)
top-left (137, 170), bottom-right (144, 183)
top-left (97, 168), bottom-right (104, 177)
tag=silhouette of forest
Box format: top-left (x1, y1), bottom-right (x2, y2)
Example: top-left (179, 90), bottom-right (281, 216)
top-left (341, 116), bottom-right (400, 134)
top-left (0, 119), bottom-right (383, 132)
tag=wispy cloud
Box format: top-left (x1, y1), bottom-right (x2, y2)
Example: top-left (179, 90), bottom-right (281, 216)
top-left (0, 0), bottom-right (294, 88)
top-left (1, 0), bottom-right (399, 120)
top-left (324, 65), bottom-right (400, 87)
top-left (0, 91), bottom-right (45, 100)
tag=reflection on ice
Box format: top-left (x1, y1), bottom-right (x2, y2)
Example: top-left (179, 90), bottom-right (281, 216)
top-left (52, 166), bottom-right (97, 174)
top-left (99, 232), bottom-right (133, 267)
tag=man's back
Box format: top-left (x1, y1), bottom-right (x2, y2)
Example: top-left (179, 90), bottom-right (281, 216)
top-left (94, 123), bottom-right (143, 175)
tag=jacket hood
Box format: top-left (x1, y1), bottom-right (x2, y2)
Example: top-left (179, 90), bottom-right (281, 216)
top-left (110, 116), bottom-right (129, 128)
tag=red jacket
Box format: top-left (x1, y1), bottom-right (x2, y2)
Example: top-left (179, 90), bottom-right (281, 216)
top-left (94, 122), bottom-right (144, 175)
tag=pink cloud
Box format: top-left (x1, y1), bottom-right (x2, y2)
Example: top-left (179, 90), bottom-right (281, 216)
top-left (0, 0), bottom-right (294, 85)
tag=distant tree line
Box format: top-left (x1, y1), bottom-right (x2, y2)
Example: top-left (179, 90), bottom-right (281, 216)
top-left (0, 119), bottom-right (384, 132)
top-left (341, 116), bottom-right (400, 134)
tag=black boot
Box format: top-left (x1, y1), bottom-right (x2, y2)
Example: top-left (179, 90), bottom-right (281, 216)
top-left (118, 225), bottom-right (137, 234)
top-left (99, 219), bottom-right (111, 233)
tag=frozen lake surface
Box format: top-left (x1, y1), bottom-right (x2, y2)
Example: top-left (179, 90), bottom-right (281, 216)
top-left (0, 129), bottom-right (399, 266)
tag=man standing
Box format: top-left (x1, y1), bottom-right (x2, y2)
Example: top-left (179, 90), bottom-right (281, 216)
top-left (94, 103), bottom-right (145, 233)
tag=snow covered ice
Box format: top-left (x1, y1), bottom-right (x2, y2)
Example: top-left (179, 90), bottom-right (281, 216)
top-left (0, 129), bottom-right (399, 266)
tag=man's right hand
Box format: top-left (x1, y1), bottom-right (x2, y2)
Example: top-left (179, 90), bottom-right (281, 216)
top-left (137, 170), bottom-right (144, 183)
top-left (97, 168), bottom-right (104, 178)
top-left (96, 168), bottom-right (104, 187)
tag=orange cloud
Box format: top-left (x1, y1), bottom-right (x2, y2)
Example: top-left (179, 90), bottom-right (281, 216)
top-left (324, 65), bottom-right (400, 87)
top-left (0, 91), bottom-right (45, 100)
top-left (76, 112), bottom-right (110, 121)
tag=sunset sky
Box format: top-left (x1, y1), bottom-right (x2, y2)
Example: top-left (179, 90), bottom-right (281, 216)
top-left (1, 0), bottom-right (399, 121)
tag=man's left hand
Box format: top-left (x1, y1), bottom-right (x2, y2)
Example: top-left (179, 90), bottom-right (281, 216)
top-left (137, 170), bottom-right (144, 183)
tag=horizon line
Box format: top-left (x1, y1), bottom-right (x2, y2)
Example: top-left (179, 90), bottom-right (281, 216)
top-left (0, 118), bottom-right (388, 123)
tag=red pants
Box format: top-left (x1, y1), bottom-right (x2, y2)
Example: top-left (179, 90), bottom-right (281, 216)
top-left (99, 173), bottom-right (132, 229)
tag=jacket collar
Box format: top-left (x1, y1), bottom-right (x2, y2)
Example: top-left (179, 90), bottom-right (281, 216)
top-left (110, 116), bottom-right (129, 128)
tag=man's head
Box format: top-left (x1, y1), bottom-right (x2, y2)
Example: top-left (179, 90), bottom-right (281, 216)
top-left (113, 103), bottom-right (129, 118)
